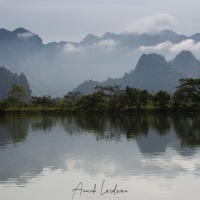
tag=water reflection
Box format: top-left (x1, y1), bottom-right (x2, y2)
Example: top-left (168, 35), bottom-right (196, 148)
top-left (173, 115), bottom-right (200, 147)
top-left (1, 114), bottom-right (200, 146)
top-left (31, 116), bottom-right (57, 132)
top-left (0, 116), bottom-right (29, 145)
top-left (0, 113), bottom-right (200, 186)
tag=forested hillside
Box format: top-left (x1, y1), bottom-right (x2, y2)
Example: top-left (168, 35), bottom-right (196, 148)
top-left (0, 66), bottom-right (31, 100)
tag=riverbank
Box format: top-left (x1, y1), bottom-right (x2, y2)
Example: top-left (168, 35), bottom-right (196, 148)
top-left (1, 106), bottom-right (200, 115)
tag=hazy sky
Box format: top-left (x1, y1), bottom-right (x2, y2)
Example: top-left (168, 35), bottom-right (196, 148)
top-left (0, 0), bottom-right (200, 43)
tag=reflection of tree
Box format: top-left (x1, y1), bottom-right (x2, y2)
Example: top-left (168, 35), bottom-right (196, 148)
top-left (173, 114), bottom-right (200, 147)
top-left (116, 114), bottom-right (150, 139)
top-left (0, 116), bottom-right (29, 143)
top-left (61, 114), bottom-right (123, 140)
top-left (151, 114), bottom-right (171, 135)
top-left (59, 114), bottom-right (82, 135)
top-left (1, 113), bottom-right (199, 149)
top-left (61, 114), bottom-right (200, 155)
top-left (0, 116), bottom-right (11, 146)
top-left (60, 114), bottom-right (151, 141)
top-left (31, 116), bottom-right (57, 132)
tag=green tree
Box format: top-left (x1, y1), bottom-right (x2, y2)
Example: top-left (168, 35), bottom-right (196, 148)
top-left (63, 91), bottom-right (82, 109)
top-left (138, 90), bottom-right (149, 108)
top-left (76, 92), bottom-right (103, 111)
top-left (0, 100), bottom-right (9, 113)
top-left (125, 87), bottom-right (139, 108)
top-left (95, 85), bottom-right (125, 110)
top-left (153, 90), bottom-right (170, 108)
top-left (31, 95), bottom-right (54, 112)
top-left (173, 78), bottom-right (200, 108)
top-left (8, 83), bottom-right (26, 112)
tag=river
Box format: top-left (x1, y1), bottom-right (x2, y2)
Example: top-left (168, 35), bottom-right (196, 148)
top-left (0, 113), bottom-right (200, 200)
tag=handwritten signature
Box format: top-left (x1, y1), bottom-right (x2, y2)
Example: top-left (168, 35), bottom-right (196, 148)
top-left (72, 180), bottom-right (128, 199)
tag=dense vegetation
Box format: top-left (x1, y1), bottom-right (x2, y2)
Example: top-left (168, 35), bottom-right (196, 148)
top-left (0, 78), bottom-right (200, 114)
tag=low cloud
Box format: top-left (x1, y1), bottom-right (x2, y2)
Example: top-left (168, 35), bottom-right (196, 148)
top-left (63, 39), bottom-right (118, 53)
top-left (63, 43), bottom-right (82, 53)
top-left (139, 41), bottom-right (173, 51)
top-left (139, 39), bottom-right (200, 53)
top-left (169, 39), bottom-right (200, 52)
top-left (124, 13), bottom-right (176, 34)
top-left (18, 32), bottom-right (35, 39)
top-left (91, 39), bottom-right (118, 49)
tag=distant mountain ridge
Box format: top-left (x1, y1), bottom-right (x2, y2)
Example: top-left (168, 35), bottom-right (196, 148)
top-left (80, 30), bottom-right (194, 47)
top-left (0, 27), bottom-right (42, 45)
top-left (73, 51), bottom-right (200, 94)
top-left (1, 27), bottom-right (200, 97)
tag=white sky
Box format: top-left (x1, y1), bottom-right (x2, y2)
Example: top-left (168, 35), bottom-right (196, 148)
top-left (0, 0), bottom-right (200, 43)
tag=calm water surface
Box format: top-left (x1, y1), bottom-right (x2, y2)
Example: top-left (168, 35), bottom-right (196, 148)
top-left (0, 113), bottom-right (200, 200)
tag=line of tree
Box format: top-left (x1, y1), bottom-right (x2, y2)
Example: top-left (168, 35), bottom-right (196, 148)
top-left (0, 78), bottom-right (200, 113)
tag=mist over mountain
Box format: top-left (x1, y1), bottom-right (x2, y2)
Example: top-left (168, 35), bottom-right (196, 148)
top-left (74, 51), bottom-right (200, 94)
top-left (1, 28), bottom-right (200, 97)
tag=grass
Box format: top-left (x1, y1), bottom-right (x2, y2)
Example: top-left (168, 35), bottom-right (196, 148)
top-left (2, 104), bottom-right (200, 115)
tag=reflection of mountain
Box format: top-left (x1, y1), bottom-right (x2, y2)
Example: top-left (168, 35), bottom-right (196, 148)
top-left (136, 130), bottom-right (175, 154)
top-left (0, 114), bottom-right (200, 185)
